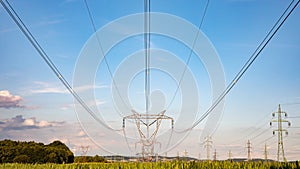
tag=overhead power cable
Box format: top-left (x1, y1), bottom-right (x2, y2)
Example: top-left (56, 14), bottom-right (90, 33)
top-left (0, 0), bottom-right (122, 132)
top-left (174, 0), bottom-right (299, 133)
top-left (164, 0), bottom-right (210, 151)
top-left (144, 0), bottom-right (151, 126)
top-left (83, 0), bottom-right (130, 114)
top-left (250, 128), bottom-right (271, 141)
top-left (167, 0), bottom-right (210, 110)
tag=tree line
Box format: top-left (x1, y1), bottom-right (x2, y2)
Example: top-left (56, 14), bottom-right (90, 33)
top-left (0, 139), bottom-right (74, 164)
top-left (74, 155), bottom-right (107, 163)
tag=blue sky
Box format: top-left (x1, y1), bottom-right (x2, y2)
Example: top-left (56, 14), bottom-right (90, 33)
top-left (0, 0), bottom-right (300, 160)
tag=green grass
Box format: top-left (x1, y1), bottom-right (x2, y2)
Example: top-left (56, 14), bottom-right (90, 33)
top-left (0, 161), bottom-right (299, 169)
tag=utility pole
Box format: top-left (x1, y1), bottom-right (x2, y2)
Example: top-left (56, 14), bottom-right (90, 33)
top-left (264, 143), bottom-right (268, 161)
top-left (270, 104), bottom-right (291, 162)
top-left (247, 140), bottom-right (251, 161)
top-left (204, 136), bottom-right (213, 161)
top-left (213, 149), bottom-right (217, 161)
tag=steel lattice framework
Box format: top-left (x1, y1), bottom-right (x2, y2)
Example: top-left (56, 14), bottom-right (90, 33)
top-left (123, 110), bottom-right (173, 161)
top-left (270, 104), bottom-right (291, 162)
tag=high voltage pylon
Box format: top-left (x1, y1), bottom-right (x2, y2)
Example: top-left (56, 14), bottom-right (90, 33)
top-left (183, 150), bottom-right (188, 161)
top-left (123, 110), bottom-right (173, 161)
top-left (270, 104), bottom-right (291, 162)
top-left (80, 145), bottom-right (89, 162)
top-left (264, 143), bottom-right (268, 161)
top-left (228, 150), bottom-right (232, 161)
top-left (203, 136), bottom-right (213, 161)
top-left (247, 140), bottom-right (252, 161)
top-left (213, 149), bottom-right (217, 161)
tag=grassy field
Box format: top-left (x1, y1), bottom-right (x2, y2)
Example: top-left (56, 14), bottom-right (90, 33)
top-left (0, 161), bottom-right (300, 169)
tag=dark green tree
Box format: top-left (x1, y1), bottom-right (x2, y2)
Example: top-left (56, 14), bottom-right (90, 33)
top-left (0, 139), bottom-right (74, 164)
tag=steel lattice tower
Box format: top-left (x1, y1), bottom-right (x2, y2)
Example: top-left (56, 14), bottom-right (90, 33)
top-left (123, 110), bottom-right (173, 161)
top-left (270, 104), bottom-right (291, 162)
top-left (247, 140), bottom-right (251, 161)
top-left (203, 136), bottom-right (213, 161)
top-left (228, 150), bottom-right (232, 161)
top-left (213, 149), bottom-right (217, 161)
top-left (264, 143), bottom-right (268, 161)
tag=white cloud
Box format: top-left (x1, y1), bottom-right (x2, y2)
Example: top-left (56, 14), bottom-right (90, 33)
top-left (38, 120), bottom-right (51, 127)
top-left (74, 84), bottom-right (110, 93)
top-left (77, 130), bottom-right (86, 137)
top-left (38, 19), bottom-right (64, 27)
top-left (29, 81), bottom-right (110, 95)
top-left (29, 81), bottom-right (68, 94)
top-left (0, 115), bottom-right (64, 131)
top-left (0, 117), bottom-right (98, 156)
top-left (23, 118), bottom-right (35, 126)
top-left (0, 90), bottom-right (24, 109)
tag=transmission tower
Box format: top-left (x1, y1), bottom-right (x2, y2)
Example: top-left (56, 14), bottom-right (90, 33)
top-left (264, 143), bottom-right (268, 161)
top-left (203, 136), bottom-right (213, 160)
top-left (213, 149), bottom-right (217, 161)
top-left (247, 140), bottom-right (252, 161)
top-left (123, 110), bottom-right (173, 161)
top-left (80, 145), bottom-right (89, 162)
top-left (183, 149), bottom-right (188, 161)
top-left (270, 104), bottom-right (291, 162)
top-left (121, 0), bottom-right (174, 161)
top-left (228, 150), bottom-right (232, 161)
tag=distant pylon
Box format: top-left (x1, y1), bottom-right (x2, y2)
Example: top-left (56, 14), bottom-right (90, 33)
top-left (80, 145), bottom-right (89, 162)
top-left (213, 149), bottom-right (217, 161)
top-left (228, 150), bottom-right (232, 160)
top-left (183, 149), bottom-right (188, 161)
top-left (264, 143), bottom-right (268, 161)
top-left (247, 140), bottom-right (251, 161)
top-left (270, 104), bottom-right (291, 162)
top-left (203, 136), bottom-right (213, 160)
top-left (80, 145), bottom-right (89, 156)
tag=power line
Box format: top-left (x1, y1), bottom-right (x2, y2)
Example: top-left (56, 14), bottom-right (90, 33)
top-left (289, 116), bottom-right (300, 119)
top-left (164, 0), bottom-right (210, 153)
top-left (174, 0), bottom-right (299, 133)
top-left (250, 128), bottom-right (271, 141)
top-left (83, 0), bottom-right (129, 114)
top-left (257, 135), bottom-right (275, 146)
top-left (0, 0), bottom-right (122, 132)
top-left (281, 102), bottom-right (300, 106)
top-left (167, 0), bottom-right (210, 110)
top-left (144, 0), bottom-right (151, 136)
top-left (227, 110), bottom-right (272, 145)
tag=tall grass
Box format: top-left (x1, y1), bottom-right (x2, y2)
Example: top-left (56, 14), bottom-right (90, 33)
top-left (0, 161), bottom-right (299, 169)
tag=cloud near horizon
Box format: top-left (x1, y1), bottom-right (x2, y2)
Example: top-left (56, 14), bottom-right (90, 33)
top-left (0, 90), bottom-right (24, 109)
top-left (0, 115), bottom-right (97, 155)
top-left (0, 115), bottom-right (65, 131)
